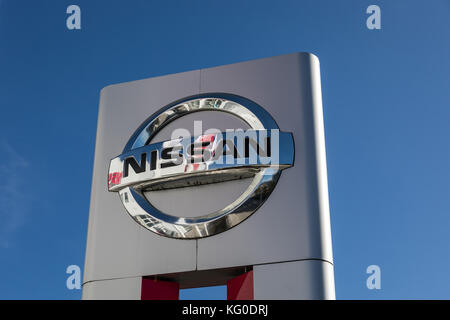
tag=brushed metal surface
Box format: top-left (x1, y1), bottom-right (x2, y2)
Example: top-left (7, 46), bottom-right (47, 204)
top-left (84, 71), bottom-right (200, 283)
top-left (253, 260), bottom-right (335, 300)
top-left (197, 53), bottom-right (334, 269)
top-left (82, 277), bottom-right (142, 300)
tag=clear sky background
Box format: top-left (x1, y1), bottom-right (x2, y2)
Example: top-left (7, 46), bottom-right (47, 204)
top-left (0, 0), bottom-right (449, 300)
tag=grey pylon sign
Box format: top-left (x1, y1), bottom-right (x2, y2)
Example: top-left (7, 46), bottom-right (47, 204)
top-left (83, 52), bottom-right (335, 299)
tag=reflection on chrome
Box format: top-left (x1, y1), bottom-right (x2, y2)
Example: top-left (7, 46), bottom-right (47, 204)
top-left (109, 94), bottom-right (295, 239)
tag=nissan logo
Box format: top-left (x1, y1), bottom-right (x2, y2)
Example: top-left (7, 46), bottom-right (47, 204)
top-left (108, 93), bottom-right (294, 239)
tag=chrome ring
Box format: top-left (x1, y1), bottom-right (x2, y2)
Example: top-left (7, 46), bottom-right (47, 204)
top-left (110, 93), bottom-right (293, 239)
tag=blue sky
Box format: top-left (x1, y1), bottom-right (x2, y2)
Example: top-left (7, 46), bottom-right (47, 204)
top-left (0, 0), bottom-right (449, 299)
